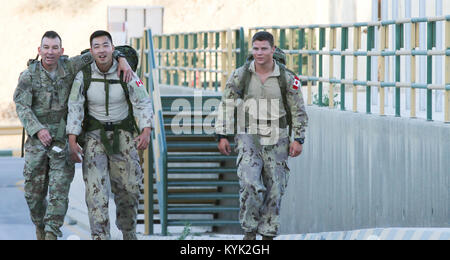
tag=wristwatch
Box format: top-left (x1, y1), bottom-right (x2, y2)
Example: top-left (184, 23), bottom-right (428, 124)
top-left (216, 134), bottom-right (227, 142)
top-left (113, 50), bottom-right (126, 60)
top-left (294, 138), bottom-right (304, 144)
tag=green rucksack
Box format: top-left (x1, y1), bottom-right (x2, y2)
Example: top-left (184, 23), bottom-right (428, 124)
top-left (238, 47), bottom-right (297, 135)
top-left (80, 45), bottom-right (139, 72)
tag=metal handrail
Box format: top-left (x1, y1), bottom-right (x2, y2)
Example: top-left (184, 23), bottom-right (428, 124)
top-left (248, 15), bottom-right (450, 123)
top-left (143, 29), bottom-right (168, 235)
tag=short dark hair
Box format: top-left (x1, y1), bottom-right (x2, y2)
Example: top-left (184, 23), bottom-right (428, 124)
top-left (90, 30), bottom-right (113, 46)
top-left (252, 31), bottom-right (274, 47)
top-left (41, 31), bottom-right (62, 47)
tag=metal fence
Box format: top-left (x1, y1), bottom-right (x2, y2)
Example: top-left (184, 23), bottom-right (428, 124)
top-left (152, 28), bottom-right (246, 91)
top-left (249, 16), bottom-right (450, 123)
top-left (136, 17), bottom-right (450, 123)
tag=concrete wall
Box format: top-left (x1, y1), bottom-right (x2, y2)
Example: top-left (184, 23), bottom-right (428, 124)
top-left (280, 106), bottom-right (449, 234)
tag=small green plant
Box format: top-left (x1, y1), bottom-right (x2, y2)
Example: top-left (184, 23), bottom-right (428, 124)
top-left (313, 93), bottom-right (341, 107)
top-left (177, 223), bottom-right (192, 240)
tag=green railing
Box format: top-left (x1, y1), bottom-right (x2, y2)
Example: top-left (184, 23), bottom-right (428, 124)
top-left (131, 29), bottom-right (168, 235)
top-left (152, 28), bottom-right (246, 91)
top-left (250, 16), bottom-right (450, 123)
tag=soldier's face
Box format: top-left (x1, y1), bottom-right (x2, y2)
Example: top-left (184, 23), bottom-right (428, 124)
top-left (90, 36), bottom-right (114, 67)
top-left (38, 37), bottom-right (64, 69)
top-left (252, 40), bottom-right (275, 66)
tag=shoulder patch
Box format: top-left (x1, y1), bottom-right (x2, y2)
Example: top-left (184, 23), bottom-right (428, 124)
top-left (292, 75), bottom-right (301, 91)
top-left (129, 76), bottom-right (148, 99)
top-left (135, 79), bottom-right (144, 88)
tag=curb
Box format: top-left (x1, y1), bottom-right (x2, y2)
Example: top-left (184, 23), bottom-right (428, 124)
top-left (276, 228), bottom-right (450, 240)
top-left (0, 150), bottom-right (21, 157)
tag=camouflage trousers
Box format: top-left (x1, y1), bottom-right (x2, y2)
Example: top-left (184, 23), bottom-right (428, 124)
top-left (82, 130), bottom-right (143, 240)
top-left (235, 134), bottom-right (290, 237)
top-left (23, 137), bottom-right (75, 237)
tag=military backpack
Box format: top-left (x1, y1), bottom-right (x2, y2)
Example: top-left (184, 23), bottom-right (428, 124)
top-left (237, 47), bottom-right (299, 135)
top-left (78, 45), bottom-right (140, 155)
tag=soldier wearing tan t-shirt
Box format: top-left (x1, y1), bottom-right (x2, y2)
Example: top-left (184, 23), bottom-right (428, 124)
top-left (215, 31), bottom-right (308, 240)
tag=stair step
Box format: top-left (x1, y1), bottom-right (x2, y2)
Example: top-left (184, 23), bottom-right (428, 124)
top-left (168, 193), bottom-right (239, 200)
top-left (164, 129), bottom-right (216, 136)
top-left (168, 180), bottom-right (239, 186)
top-left (167, 167), bottom-right (237, 174)
top-left (138, 206), bottom-right (238, 215)
top-left (167, 141), bottom-right (217, 149)
top-left (167, 154), bottom-right (237, 162)
top-left (168, 206), bottom-right (240, 213)
top-left (162, 111), bottom-right (218, 116)
top-left (167, 219), bottom-right (240, 226)
top-left (137, 219), bottom-right (162, 225)
top-left (161, 96), bottom-right (221, 112)
top-left (167, 142), bottom-right (235, 151)
top-left (164, 118), bottom-right (216, 124)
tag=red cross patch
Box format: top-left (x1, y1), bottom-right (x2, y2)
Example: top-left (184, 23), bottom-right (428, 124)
top-left (136, 79), bottom-right (144, 88)
top-left (292, 76), bottom-right (301, 91)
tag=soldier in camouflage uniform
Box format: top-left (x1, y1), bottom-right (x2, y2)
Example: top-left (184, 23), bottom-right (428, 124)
top-left (67, 30), bottom-right (153, 240)
top-left (13, 31), bottom-right (133, 240)
top-left (216, 31), bottom-right (308, 240)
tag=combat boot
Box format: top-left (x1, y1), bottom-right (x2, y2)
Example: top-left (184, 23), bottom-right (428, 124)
top-left (122, 231), bottom-right (138, 240)
top-left (36, 227), bottom-right (45, 240)
top-left (262, 235), bottom-right (275, 240)
top-left (44, 232), bottom-right (57, 240)
top-left (243, 231), bottom-right (256, 240)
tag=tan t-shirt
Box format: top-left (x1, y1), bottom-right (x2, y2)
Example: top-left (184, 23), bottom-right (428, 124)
top-left (240, 60), bottom-right (288, 145)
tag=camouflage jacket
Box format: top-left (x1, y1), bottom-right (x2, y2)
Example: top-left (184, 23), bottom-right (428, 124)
top-left (215, 61), bottom-right (308, 140)
top-left (13, 53), bottom-right (94, 139)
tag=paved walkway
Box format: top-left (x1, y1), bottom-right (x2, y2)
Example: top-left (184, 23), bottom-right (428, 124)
top-left (66, 164), bottom-right (449, 240)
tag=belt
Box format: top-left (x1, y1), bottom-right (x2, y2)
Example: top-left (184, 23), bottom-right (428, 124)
top-left (255, 116), bottom-right (287, 128)
top-left (85, 115), bottom-right (136, 155)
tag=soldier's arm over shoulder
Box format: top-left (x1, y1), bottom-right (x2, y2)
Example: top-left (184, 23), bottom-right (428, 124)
top-left (127, 74), bottom-right (154, 130)
top-left (69, 52), bottom-right (94, 73)
top-left (286, 72), bottom-right (308, 140)
top-left (66, 71), bottom-right (86, 136)
top-left (13, 70), bottom-right (45, 137)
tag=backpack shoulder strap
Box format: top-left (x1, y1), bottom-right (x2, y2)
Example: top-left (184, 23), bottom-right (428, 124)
top-left (80, 64), bottom-right (92, 133)
top-left (81, 64), bottom-right (92, 97)
top-left (27, 60), bottom-right (42, 92)
top-left (119, 72), bottom-right (140, 134)
top-left (277, 62), bottom-right (293, 135)
top-left (237, 62), bottom-right (252, 98)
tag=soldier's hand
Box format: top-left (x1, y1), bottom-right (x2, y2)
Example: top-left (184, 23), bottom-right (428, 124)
top-left (117, 57), bottom-right (133, 83)
top-left (289, 141), bottom-right (303, 157)
top-left (37, 129), bottom-right (52, 147)
top-left (68, 136), bottom-right (83, 163)
top-left (218, 139), bottom-right (231, 156)
top-left (135, 127), bottom-right (151, 150)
